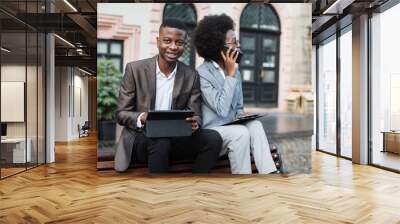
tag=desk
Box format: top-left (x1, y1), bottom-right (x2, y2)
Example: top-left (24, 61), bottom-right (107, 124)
top-left (1, 138), bottom-right (31, 163)
top-left (382, 131), bottom-right (400, 154)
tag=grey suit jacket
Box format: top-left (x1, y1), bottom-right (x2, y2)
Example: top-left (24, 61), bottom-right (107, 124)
top-left (114, 56), bottom-right (202, 172)
top-left (197, 60), bottom-right (244, 129)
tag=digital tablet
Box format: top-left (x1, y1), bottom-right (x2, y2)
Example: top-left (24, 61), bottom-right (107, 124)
top-left (145, 110), bottom-right (194, 138)
top-left (223, 113), bottom-right (264, 126)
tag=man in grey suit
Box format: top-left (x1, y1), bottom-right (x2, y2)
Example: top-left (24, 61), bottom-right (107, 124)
top-left (193, 14), bottom-right (277, 174)
top-left (114, 19), bottom-right (222, 173)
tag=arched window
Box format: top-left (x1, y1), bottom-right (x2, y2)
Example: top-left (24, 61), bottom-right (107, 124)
top-left (240, 4), bottom-right (281, 107)
top-left (163, 3), bottom-right (197, 68)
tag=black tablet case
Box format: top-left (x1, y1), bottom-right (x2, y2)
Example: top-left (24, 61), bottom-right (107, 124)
top-left (144, 110), bottom-right (194, 138)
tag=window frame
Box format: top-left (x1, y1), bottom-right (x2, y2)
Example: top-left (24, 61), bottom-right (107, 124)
top-left (315, 23), bottom-right (353, 161)
top-left (97, 39), bottom-right (124, 72)
top-left (239, 4), bottom-right (281, 107)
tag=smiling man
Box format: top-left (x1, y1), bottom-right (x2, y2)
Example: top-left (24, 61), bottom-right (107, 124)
top-left (114, 19), bottom-right (222, 173)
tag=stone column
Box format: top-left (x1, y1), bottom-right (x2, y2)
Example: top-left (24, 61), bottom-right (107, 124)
top-left (352, 14), bottom-right (369, 164)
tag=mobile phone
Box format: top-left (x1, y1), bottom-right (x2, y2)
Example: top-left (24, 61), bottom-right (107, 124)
top-left (223, 44), bottom-right (243, 64)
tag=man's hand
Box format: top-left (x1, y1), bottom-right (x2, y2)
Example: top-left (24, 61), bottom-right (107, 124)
top-left (186, 116), bottom-right (199, 132)
top-left (220, 47), bottom-right (239, 77)
top-left (140, 112), bottom-right (148, 124)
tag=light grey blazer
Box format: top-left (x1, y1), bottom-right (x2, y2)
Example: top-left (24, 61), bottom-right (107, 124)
top-left (197, 60), bottom-right (244, 128)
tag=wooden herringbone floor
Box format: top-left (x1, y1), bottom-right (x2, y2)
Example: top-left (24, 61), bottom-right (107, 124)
top-left (1, 135), bottom-right (400, 224)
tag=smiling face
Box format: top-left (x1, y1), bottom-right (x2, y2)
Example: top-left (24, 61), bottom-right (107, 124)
top-left (157, 26), bottom-right (187, 65)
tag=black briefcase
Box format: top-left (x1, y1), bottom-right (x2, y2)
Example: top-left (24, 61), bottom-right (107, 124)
top-left (144, 110), bottom-right (194, 138)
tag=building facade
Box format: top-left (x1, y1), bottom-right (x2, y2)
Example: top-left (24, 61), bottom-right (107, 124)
top-left (98, 3), bottom-right (312, 113)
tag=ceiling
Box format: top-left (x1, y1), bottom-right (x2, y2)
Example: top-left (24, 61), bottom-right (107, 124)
top-left (0, 0), bottom-right (395, 75)
top-left (0, 0), bottom-right (98, 74)
top-left (311, 0), bottom-right (390, 43)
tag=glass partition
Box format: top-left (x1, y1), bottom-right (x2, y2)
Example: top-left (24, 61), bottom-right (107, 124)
top-left (317, 35), bottom-right (337, 155)
top-left (1, 30), bottom-right (28, 177)
top-left (339, 27), bottom-right (352, 158)
top-left (371, 4), bottom-right (400, 171)
top-left (0, 1), bottom-right (46, 179)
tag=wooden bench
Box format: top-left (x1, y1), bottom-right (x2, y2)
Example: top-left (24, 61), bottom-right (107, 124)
top-left (97, 144), bottom-right (282, 173)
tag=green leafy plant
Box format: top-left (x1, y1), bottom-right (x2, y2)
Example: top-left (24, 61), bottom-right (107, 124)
top-left (97, 59), bottom-right (123, 121)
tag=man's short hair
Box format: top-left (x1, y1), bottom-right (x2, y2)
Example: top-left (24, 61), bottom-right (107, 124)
top-left (159, 19), bottom-right (188, 33)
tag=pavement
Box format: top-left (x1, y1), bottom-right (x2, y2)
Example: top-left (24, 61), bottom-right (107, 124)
top-left (245, 108), bottom-right (314, 139)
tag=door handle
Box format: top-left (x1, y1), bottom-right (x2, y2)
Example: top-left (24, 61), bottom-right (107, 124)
top-left (259, 70), bottom-right (265, 82)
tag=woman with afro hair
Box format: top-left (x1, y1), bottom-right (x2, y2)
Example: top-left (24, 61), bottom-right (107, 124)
top-left (193, 14), bottom-right (277, 174)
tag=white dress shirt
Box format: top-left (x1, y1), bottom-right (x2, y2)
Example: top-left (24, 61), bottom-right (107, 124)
top-left (136, 60), bottom-right (177, 127)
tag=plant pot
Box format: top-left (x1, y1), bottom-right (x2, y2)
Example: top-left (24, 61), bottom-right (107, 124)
top-left (98, 120), bottom-right (116, 141)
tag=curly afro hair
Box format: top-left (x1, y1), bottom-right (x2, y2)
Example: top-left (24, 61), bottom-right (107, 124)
top-left (193, 14), bottom-right (234, 62)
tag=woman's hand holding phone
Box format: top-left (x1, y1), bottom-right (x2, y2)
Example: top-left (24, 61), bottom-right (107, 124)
top-left (220, 46), bottom-right (239, 77)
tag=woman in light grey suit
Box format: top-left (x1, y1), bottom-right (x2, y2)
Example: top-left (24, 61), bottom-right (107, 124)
top-left (193, 14), bottom-right (277, 174)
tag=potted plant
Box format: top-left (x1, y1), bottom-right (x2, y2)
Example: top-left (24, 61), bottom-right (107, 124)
top-left (97, 59), bottom-right (123, 141)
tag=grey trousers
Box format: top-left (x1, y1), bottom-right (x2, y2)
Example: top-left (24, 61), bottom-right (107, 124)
top-left (211, 120), bottom-right (277, 174)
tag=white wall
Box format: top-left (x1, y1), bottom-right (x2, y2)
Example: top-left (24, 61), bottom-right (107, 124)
top-left (98, 3), bottom-right (153, 59)
top-left (54, 67), bottom-right (89, 141)
top-left (1, 64), bottom-right (46, 164)
top-left (55, 66), bottom-right (68, 141)
top-left (72, 73), bottom-right (89, 138)
top-left (1, 65), bottom-right (38, 138)
top-left (1, 66), bottom-right (25, 127)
